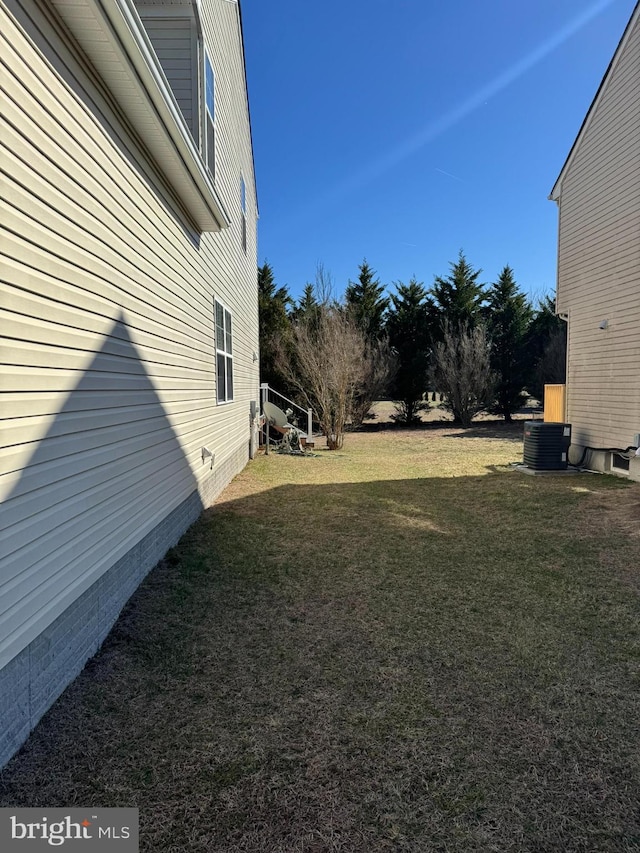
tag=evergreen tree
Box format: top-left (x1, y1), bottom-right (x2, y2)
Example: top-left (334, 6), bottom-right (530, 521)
top-left (344, 260), bottom-right (392, 424)
top-left (430, 250), bottom-right (486, 335)
top-left (386, 277), bottom-right (432, 425)
top-left (345, 259), bottom-right (389, 341)
top-left (524, 294), bottom-right (567, 401)
top-left (486, 265), bottom-right (532, 422)
top-left (258, 261), bottom-right (291, 387)
top-left (292, 283), bottom-right (320, 325)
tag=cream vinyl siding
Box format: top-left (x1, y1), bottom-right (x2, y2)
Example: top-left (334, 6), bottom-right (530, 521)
top-left (0, 0), bottom-right (258, 670)
top-left (136, 14), bottom-right (198, 139)
top-left (554, 10), bottom-right (640, 451)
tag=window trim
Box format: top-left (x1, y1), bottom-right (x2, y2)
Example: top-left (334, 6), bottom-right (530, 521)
top-left (240, 174), bottom-right (247, 253)
top-left (204, 49), bottom-right (215, 180)
top-left (215, 300), bottom-right (234, 404)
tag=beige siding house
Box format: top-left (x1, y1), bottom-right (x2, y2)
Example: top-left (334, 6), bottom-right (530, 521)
top-left (1, 0), bottom-right (259, 766)
top-left (550, 1), bottom-right (640, 482)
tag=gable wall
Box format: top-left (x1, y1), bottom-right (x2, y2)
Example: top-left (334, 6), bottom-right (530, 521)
top-left (555, 12), bottom-right (640, 452)
top-left (1, 0), bottom-right (259, 674)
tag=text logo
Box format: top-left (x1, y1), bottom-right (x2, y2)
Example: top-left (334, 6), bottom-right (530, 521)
top-left (1, 809), bottom-right (138, 851)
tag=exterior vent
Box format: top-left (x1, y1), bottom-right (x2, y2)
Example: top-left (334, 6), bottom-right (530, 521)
top-left (611, 453), bottom-right (630, 473)
top-left (523, 421), bottom-right (572, 470)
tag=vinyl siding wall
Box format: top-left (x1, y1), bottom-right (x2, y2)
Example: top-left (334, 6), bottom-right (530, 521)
top-left (554, 11), bottom-right (640, 454)
top-left (136, 13), bottom-right (198, 139)
top-left (1, 0), bottom-right (259, 672)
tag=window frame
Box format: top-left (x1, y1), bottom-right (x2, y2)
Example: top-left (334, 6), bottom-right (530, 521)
top-left (204, 49), bottom-right (215, 180)
top-left (240, 174), bottom-right (247, 253)
top-left (215, 300), bottom-right (234, 404)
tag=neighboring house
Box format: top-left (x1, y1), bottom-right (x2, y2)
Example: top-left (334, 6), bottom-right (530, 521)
top-left (0, 0), bottom-right (259, 767)
top-left (550, 1), bottom-right (640, 483)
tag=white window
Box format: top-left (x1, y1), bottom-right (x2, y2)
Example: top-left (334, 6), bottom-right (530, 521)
top-left (215, 301), bottom-right (233, 402)
top-left (205, 52), bottom-right (215, 179)
top-left (240, 175), bottom-right (247, 253)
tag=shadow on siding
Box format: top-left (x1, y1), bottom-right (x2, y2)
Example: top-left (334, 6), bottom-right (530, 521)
top-left (1, 315), bottom-right (203, 675)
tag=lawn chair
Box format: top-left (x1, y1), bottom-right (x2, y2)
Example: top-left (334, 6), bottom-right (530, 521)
top-left (262, 401), bottom-right (306, 453)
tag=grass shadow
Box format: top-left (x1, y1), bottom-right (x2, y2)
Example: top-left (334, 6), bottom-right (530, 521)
top-left (444, 422), bottom-right (526, 441)
top-left (1, 460), bottom-right (639, 851)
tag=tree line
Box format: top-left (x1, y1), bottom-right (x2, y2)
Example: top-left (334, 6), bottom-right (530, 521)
top-left (259, 253), bottom-right (566, 448)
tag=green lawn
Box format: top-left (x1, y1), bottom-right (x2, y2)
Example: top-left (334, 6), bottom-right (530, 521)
top-left (2, 423), bottom-right (640, 852)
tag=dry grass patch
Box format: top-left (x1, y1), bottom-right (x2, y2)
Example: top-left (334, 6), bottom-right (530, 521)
top-left (2, 424), bottom-right (640, 853)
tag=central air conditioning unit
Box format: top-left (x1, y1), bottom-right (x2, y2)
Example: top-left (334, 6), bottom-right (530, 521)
top-left (523, 421), bottom-right (572, 470)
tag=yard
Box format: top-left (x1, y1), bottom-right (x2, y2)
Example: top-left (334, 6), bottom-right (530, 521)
top-left (2, 422), bottom-right (640, 852)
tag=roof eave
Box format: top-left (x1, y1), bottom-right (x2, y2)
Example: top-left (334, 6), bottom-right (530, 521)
top-left (51, 0), bottom-right (230, 232)
top-left (549, 1), bottom-right (640, 204)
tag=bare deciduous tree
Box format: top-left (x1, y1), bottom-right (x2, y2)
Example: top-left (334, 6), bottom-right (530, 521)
top-left (313, 261), bottom-right (336, 306)
top-left (279, 306), bottom-right (368, 449)
top-left (432, 322), bottom-right (495, 427)
top-left (350, 337), bottom-right (395, 428)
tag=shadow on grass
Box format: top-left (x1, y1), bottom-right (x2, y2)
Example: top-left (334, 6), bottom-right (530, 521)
top-left (355, 417), bottom-right (533, 440)
top-left (444, 423), bottom-right (526, 441)
top-left (1, 471), bottom-right (639, 853)
top-left (352, 417), bottom-right (451, 433)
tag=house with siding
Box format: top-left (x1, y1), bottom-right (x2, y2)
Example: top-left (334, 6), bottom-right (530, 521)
top-left (550, 1), bottom-right (640, 482)
top-left (0, 0), bottom-right (259, 766)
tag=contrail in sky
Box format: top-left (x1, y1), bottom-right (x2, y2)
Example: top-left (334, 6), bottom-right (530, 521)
top-left (283, 0), bottom-right (617, 224)
top-left (435, 168), bottom-right (464, 182)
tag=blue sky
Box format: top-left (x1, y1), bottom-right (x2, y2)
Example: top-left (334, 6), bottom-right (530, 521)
top-left (241, 0), bottom-right (637, 304)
